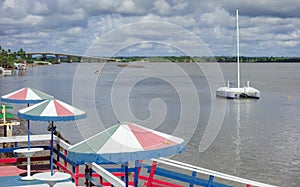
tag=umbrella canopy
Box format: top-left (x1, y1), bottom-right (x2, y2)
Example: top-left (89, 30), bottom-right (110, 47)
top-left (18, 99), bottom-right (87, 175)
top-left (67, 122), bottom-right (185, 164)
top-left (1, 87), bottom-right (54, 104)
top-left (18, 99), bottom-right (87, 121)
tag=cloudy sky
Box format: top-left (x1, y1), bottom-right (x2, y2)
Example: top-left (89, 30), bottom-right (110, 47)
top-left (0, 0), bottom-right (299, 57)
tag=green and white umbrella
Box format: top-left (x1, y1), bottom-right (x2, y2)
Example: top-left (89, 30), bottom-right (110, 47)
top-left (18, 99), bottom-right (87, 175)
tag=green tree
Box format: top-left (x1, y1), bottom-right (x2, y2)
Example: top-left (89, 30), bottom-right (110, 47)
top-left (0, 47), bottom-right (22, 68)
top-left (18, 48), bottom-right (26, 60)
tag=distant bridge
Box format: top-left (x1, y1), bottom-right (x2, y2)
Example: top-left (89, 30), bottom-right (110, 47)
top-left (25, 52), bottom-right (115, 63)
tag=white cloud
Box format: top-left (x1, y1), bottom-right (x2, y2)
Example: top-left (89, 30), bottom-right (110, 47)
top-left (153, 0), bottom-right (172, 15)
top-left (277, 40), bottom-right (298, 47)
top-left (30, 1), bottom-right (50, 15)
top-left (77, 0), bottom-right (142, 15)
top-left (276, 30), bottom-right (299, 41)
top-left (23, 15), bottom-right (44, 26)
top-left (1, 0), bottom-right (27, 19)
top-left (220, 0), bottom-right (300, 18)
top-left (173, 2), bottom-right (189, 11)
top-left (116, 0), bottom-right (137, 14)
top-left (66, 27), bottom-right (84, 36)
top-left (21, 39), bottom-right (36, 45)
top-left (200, 7), bottom-right (233, 27)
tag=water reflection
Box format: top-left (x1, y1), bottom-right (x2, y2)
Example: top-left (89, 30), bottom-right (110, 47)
top-left (226, 99), bottom-right (253, 177)
top-left (234, 100), bottom-right (241, 175)
top-left (15, 70), bottom-right (26, 76)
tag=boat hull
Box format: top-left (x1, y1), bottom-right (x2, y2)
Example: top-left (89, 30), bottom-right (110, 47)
top-left (0, 67), bottom-right (12, 75)
top-left (216, 86), bottom-right (260, 99)
top-left (14, 63), bottom-right (26, 70)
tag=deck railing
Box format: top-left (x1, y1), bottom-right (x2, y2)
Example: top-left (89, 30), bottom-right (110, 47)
top-left (0, 134), bottom-right (126, 186)
top-left (0, 134), bottom-right (51, 165)
top-left (0, 134), bottom-right (278, 187)
top-left (150, 157), bottom-right (278, 187)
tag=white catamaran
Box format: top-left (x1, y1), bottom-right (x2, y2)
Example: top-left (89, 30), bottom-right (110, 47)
top-left (216, 9), bottom-right (260, 99)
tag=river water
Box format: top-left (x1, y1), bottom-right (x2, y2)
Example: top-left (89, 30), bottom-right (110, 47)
top-left (1, 62), bottom-right (300, 186)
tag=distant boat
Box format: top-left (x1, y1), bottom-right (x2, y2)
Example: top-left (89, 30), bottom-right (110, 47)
top-left (0, 67), bottom-right (12, 75)
top-left (14, 62), bottom-right (26, 70)
top-left (32, 61), bottom-right (53, 66)
top-left (117, 63), bottom-right (144, 68)
top-left (216, 9), bottom-right (260, 99)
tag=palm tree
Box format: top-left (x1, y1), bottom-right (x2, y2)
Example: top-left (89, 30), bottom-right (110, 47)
top-left (18, 48), bottom-right (26, 61)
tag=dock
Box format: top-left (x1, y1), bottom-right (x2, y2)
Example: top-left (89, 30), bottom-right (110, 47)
top-left (0, 134), bottom-right (278, 187)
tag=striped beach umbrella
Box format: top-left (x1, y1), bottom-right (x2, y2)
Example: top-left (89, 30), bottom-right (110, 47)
top-left (18, 99), bottom-right (87, 122)
top-left (68, 122), bottom-right (185, 187)
top-left (68, 122), bottom-right (185, 164)
top-left (18, 99), bottom-right (87, 175)
top-left (1, 87), bottom-right (54, 149)
top-left (1, 87), bottom-right (54, 104)
top-left (1, 87), bottom-right (54, 148)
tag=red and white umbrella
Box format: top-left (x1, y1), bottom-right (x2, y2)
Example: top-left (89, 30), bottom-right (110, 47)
top-left (68, 122), bottom-right (185, 164)
top-left (1, 87), bottom-right (54, 104)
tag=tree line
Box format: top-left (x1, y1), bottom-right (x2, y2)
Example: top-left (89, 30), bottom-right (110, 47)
top-left (215, 56), bottom-right (300, 63)
top-left (114, 56), bottom-right (300, 63)
top-left (0, 46), bottom-right (26, 68)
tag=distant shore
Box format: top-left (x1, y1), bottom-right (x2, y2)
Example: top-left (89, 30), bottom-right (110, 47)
top-left (115, 56), bottom-right (300, 63)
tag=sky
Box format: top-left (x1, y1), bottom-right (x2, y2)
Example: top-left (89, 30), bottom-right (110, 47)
top-left (0, 0), bottom-right (299, 57)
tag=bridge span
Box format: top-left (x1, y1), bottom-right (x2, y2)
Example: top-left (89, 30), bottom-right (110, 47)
top-left (26, 52), bottom-right (114, 63)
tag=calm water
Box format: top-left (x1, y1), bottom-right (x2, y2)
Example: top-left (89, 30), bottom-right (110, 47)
top-left (1, 62), bottom-right (300, 186)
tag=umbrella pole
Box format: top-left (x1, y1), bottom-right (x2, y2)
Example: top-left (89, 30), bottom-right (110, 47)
top-left (134, 160), bottom-right (139, 187)
top-left (26, 102), bottom-right (31, 179)
top-left (125, 161), bottom-right (129, 187)
top-left (27, 104), bottom-right (30, 150)
top-left (50, 121), bottom-right (54, 176)
top-left (27, 120), bottom-right (31, 178)
top-left (27, 120), bottom-right (30, 149)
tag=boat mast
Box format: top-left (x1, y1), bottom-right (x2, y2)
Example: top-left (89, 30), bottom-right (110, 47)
top-left (236, 9), bottom-right (240, 88)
